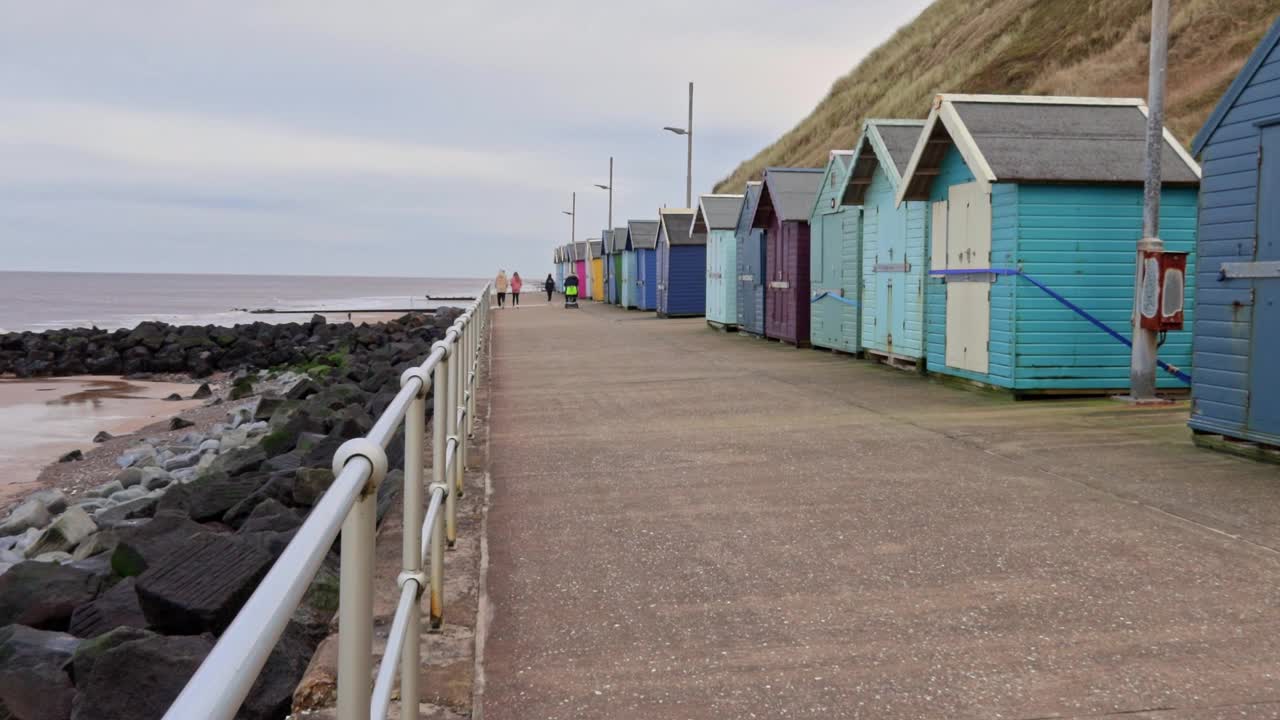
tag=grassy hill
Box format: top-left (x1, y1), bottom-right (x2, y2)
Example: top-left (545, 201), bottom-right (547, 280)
top-left (715, 0), bottom-right (1280, 192)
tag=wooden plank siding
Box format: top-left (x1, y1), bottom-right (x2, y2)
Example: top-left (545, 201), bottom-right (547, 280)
top-left (863, 162), bottom-right (928, 359)
top-left (737, 227), bottom-right (766, 335)
top-left (764, 216), bottom-right (811, 345)
top-left (1188, 22), bottom-right (1280, 444)
top-left (705, 229), bottom-right (738, 326)
top-left (809, 154), bottom-right (861, 353)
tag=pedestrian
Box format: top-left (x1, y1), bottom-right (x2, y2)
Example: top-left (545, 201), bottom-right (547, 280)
top-left (495, 269), bottom-right (508, 307)
top-left (511, 272), bottom-right (523, 307)
top-left (544, 273), bottom-right (555, 302)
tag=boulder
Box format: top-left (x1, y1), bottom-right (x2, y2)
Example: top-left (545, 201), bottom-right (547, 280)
top-left (0, 625), bottom-right (80, 720)
top-left (115, 443), bottom-right (156, 469)
top-left (239, 620), bottom-right (318, 720)
top-left (168, 416), bottom-right (195, 431)
top-left (68, 578), bottom-right (149, 639)
top-left (109, 512), bottom-right (206, 578)
top-left (24, 506), bottom-right (98, 558)
top-left (0, 499), bottom-right (51, 537)
top-left (32, 551), bottom-right (73, 563)
top-left (181, 470), bottom-right (266, 521)
top-left (191, 382), bottom-right (213, 399)
top-left (208, 445), bottom-right (266, 477)
top-left (220, 474), bottom-right (291, 528)
top-left (135, 532), bottom-right (273, 635)
top-left (107, 487), bottom-right (146, 504)
top-left (292, 467), bottom-right (335, 507)
top-left (162, 450), bottom-right (200, 471)
top-left (262, 451), bottom-right (302, 474)
top-left (69, 632), bottom-right (214, 720)
top-left (92, 430), bottom-right (114, 443)
top-left (237, 499), bottom-right (302, 535)
top-left (28, 489), bottom-right (68, 515)
top-left (70, 530), bottom-right (117, 561)
top-left (284, 377), bottom-right (320, 400)
top-left (140, 467), bottom-right (172, 491)
top-left (0, 561), bottom-right (104, 630)
top-left (92, 495), bottom-right (158, 527)
top-left (114, 467), bottom-right (144, 489)
top-left (72, 497), bottom-right (109, 515)
top-left (58, 449), bottom-right (84, 463)
top-left (197, 438), bottom-right (220, 454)
top-left (65, 625), bottom-right (150, 682)
top-left (164, 392), bottom-right (182, 401)
top-left (86, 479), bottom-right (123, 499)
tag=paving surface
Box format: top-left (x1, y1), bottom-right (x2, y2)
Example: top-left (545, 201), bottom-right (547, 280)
top-left (481, 300), bottom-right (1280, 720)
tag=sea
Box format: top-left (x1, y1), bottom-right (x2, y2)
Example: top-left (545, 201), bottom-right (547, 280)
top-left (0, 271), bottom-right (485, 332)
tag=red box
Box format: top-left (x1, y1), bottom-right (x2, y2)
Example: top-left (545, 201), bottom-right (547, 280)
top-left (1138, 250), bottom-right (1188, 331)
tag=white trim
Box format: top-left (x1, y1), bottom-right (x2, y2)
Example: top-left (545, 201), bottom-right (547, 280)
top-left (810, 151), bottom-right (850, 219)
top-left (866, 125), bottom-right (901, 189)
top-left (939, 101), bottom-right (997, 188)
top-left (938, 93), bottom-right (1144, 107)
top-left (894, 110), bottom-right (938, 207)
top-left (1134, 104), bottom-right (1204, 180)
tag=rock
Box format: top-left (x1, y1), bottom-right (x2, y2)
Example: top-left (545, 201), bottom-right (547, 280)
top-left (110, 511), bottom-right (205, 578)
top-left (140, 467), bottom-right (172, 491)
top-left (237, 499), bottom-right (301, 535)
top-left (114, 467), bottom-right (144, 489)
top-left (28, 489), bottom-right (68, 515)
top-left (0, 499), bottom-right (51, 537)
top-left (219, 426), bottom-right (251, 450)
top-left (251, 396), bottom-right (288, 422)
top-left (0, 625), bottom-right (80, 720)
top-left (221, 474), bottom-right (291, 528)
top-left (262, 451), bottom-right (303, 474)
top-left (229, 376), bottom-right (256, 401)
top-left (208, 445), bottom-right (266, 477)
top-left (92, 495), bottom-right (159, 527)
top-left (292, 468), bottom-right (335, 506)
top-left (24, 506), bottom-right (98, 558)
top-left (244, 420), bottom-right (270, 435)
top-left (191, 382), bottom-right (212, 399)
top-left (0, 561), bottom-right (105, 630)
top-left (70, 530), bottom-right (117, 561)
top-left (115, 443), bottom-right (157, 469)
top-left (69, 632), bottom-right (214, 720)
top-left (65, 625), bottom-right (150, 681)
top-left (295, 431), bottom-right (326, 453)
top-left (284, 377), bottom-right (319, 400)
top-left (92, 430), bottom-right (114, 443)
top-left (68, 578), bottom-right (148, 639)
top-left (164, 392), bottom-right (182, 401)
top-left (136, 532), bottom-right (273, 635)
top-left (168, 416), bottom-right (195, 431)
top-left (86, 480), bottom-right (123, 499)
top-left (58, 449), bottom-right (83, 463)
top-left (181, 470), bottom-right (265, 521)
top-left (197, 438), bottom-right (220, 454)
top-left (73, 498), bottom-right (110, 515)
top-left (11, 528), bottom-right (40, 553)
top-left (162, 450), bottom-right (200, 471)
top-left (240, 620), bottom-right (318, 720)
top-left (378, 469), bottom-right (402, 524)
top-left (32, 551), bottom-right (72, 563)
top-left (107, 487), bottom-right (146, 504)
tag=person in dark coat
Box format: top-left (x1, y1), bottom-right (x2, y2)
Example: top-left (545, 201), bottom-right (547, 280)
top-left (544, 274), bottom-right (555, 302)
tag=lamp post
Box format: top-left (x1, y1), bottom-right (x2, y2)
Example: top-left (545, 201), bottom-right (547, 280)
top-left (562, 192), bottom-right (575, 246)
top-left (662, 81), bottom-right (693, 207)
top-left (594, 156), bottom-right (613, 231)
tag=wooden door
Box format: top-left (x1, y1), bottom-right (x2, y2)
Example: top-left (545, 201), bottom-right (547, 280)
top-left (1249, 124), bottom-right (1280, 435)
top-left (943, 182), bottom-right (991, 374)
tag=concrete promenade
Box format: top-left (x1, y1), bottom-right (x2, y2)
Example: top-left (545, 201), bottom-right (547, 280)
top-left (481, 300), bottom-right (1280, 719)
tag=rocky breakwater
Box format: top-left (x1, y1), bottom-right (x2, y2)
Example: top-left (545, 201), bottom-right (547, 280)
top-left (0, 310), bottom-right (462, 720)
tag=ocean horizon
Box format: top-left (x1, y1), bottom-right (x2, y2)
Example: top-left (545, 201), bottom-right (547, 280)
top-left (0, 271), bottom-right (486, 333)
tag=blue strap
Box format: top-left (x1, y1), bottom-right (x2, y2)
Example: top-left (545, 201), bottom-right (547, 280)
top-left (929, 268), bottom-right (1191, 384)
top-left (811, 291), bottom-right (860, 307)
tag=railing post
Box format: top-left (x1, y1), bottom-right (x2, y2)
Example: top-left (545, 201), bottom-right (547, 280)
top-left (467, 317), bottom-right (478, 437)
top-left (453, 318), bottom-right (467, 500)
top-left (445, 325), bottom-right (461, 545)
top-left (398, 369), bottom-right (428, 718)
top-left (333, 441), bottom-right (387, 720)
top-left (429, 341), bottom-right (450, 630)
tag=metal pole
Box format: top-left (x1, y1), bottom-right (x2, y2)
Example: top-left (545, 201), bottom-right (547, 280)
top-left (445, 329), bottom-right (459, 547)
top-left (608, 157), bottom-right (614, 230)
top-left (571, 192), bottom-right (576, 245)
top-left (399, 373), bottom-right (426, 718)
top-left (1129, 0), bottom-right (1169, 401)
top-left (337, 495), bottom-right (375, 720)
top-left (429, 344), bottom-right (449, 629)
top-left (686, 82), bottom-right (693, 208)
top-left (454, 320), bottom-right (467, 498)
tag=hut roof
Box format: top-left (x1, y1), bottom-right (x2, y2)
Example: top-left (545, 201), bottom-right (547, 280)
top-left (1194, 16), bottom-right (1280, 155)
top-left (736, 181), bottom-right (763, 236)
top-left (837, 119), bottom-right (925, 206)
top-left (612, 227), bottom-right (628, 251)
top-left (659, 208), bottom-right (702, 246)
top-left (626, 219), bottom-right (660, 250)
top-left (572, 241), bottom-right (588, 261)
top-left (588, 240), bottom-right (603, 258)
top-left (601, 229), bottom-right (615, 254)
top-left (899, 94), bottom-right (1202, 202)
top-left (751, 168), bottom-right (823, 228)
top-left (692, 194), bottom-right (745, 234)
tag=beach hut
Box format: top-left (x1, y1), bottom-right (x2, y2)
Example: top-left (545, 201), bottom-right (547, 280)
top-left (572, 241), bottom-right (588, 298)
top-left (553, 247), bottom-right (563, 290)
top-left (736, 182), bottom-right (766, 336)
top-left (898, 94), bottom-right (1201, 394)
top-left (1188, 17), bottom-right (1280, 448)
top-left (629, 220), bottom-right (660, 311)
top-left (654, 208), bottom-right (705, 318)
top-left (751, 167), bottom-right (824, 346)
top-left (588, 239), bottom-right (605, 301)
top-left (620, 224), bottom-right (639, 309)
top-left (611, 226), bottom-right (627, 305)
top-left (696, 194), bottom-right (745, 330)
top-left (808, 149), bottom-right (859, 353)
top-left (601, 230), bottom-right (616, 304)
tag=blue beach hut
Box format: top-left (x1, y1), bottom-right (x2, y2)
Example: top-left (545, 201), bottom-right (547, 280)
top-left (601, 229), bottom-right (616, 304)
top-left (735, 182), bottom-right (766, 335)
top-left (620, 225), bottom-right (638, 309)
top-left (808, 149), bottom-right (859, 353)
top-left (555, 246), bottom-right (567, 292)
top-left (1188, 17), bottom-right (1280, 448)
top-left (656, 208), bottom-right (705, 317)
top-left (696, 194), bottom-right (746, 329)
top-left (628, 220), bottom-right (660, 311)
top-left (898, 94), bottom-right (1202, 394)
top-left (610, 226), bottom-right (627, 305)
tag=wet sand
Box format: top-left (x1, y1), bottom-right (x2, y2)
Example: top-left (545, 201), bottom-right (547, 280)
top-left (0, 376), bottom-right (203, 504)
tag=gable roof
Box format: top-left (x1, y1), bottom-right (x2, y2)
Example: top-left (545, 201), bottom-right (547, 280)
top-left (602, 229), bottom-right (615, 254)
top-left (626, 219), bottom-right (660, 250)
top-left (898, 94), bottom-right (1202, 203)
top-left (588, 240), bottom-right (602, 258)
top-left (692, 194), bottom-right (745, 234)
top-left (809, 151), bottom-right (854, 217)
top-left (751, 167), bottom-right (824, 228)
top-left (837, 119), bottom-right (926, 206)
top-left (1193, 16), bottom-right (1280, 155)
top-left (657, 208), bottom-right (702, 247)
top-left (735, 181), bottom-right (763, 237)
top-left (572, 241), bottom-right (588, 261)
top-left (612, 227), bottom-right (627, 252)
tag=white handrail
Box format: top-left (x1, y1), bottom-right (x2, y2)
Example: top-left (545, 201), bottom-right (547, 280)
top-left (163, 284), bottom-right (490, 720)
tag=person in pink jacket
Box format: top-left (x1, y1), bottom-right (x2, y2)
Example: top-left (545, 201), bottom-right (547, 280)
top-left (510, 272), bottom-right (523, 307)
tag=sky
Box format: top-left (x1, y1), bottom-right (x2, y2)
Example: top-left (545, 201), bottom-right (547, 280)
top-left (1, 0), bottom-right (933, 279)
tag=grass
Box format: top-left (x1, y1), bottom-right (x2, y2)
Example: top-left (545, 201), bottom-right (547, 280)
top-left (714, 0), bottom-right (1280, 193)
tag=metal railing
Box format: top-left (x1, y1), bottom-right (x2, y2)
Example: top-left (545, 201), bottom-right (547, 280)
top-left (164, 285), bottom-right (491, 720)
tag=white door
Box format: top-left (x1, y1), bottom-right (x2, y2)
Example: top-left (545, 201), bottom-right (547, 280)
top-left (944, 182), bottom-right (991, 374)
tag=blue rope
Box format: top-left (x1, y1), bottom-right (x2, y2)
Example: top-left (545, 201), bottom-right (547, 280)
top-left (928, 268), bottom-right (1191, 385)
top-left (811, 291), bottom-right (860, 308)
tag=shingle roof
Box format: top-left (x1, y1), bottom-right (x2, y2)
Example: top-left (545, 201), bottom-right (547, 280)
top-left (876, 123), bottom-right (925, 177)
top-left (752, 168), bottom-right (823, 227)
top-left (692, 194), bottom-right (745, 233)
top-left (627, 220), bottom-right (660, 250)
top-left (736, 182), bottom-right (763, 236)
top-left (588, 240), bottom-right (603, 258)
top-left (658, 209), bottom-right (701, 247)
top-left (612, 227), bottom-right (628, 252)
top-left (572, 241), bottom-right (588, 261)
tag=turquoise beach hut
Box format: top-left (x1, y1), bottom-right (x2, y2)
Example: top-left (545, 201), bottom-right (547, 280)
top-left (808, 149), bottom-right (859, 353)
top-left (898, 94), bottom-right (1202, 394)
top-left (555, 246), bottom-right (567, 291)
top-left (696, 194), bottom-right (745, 330)
top-left (610, 226), bottom-right (627, 305)
top-left (620, 226), bottom-right (638, 308)
top-left (601, 229), bottom-right (616, 304)
top-left (736, 182), bottom-right (766, 335)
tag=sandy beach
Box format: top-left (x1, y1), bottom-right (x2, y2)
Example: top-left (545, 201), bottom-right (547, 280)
top-left (0, 376), bottom-right (203, 504)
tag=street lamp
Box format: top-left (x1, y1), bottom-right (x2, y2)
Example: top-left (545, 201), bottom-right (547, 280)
top-left (594, 157), bottom-right (614, 232)
top-left (562, 191), bottom-right (575, 248)
top-left (662, 81), bottom-right (693, 207)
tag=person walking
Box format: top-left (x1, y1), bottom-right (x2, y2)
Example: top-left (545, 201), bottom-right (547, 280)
top-left (544, 273), bottom-right (555, 302)
top-left (495, 269), bottom-right (508, 307)
top-left (511, 272), bottom-right (523, 307)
